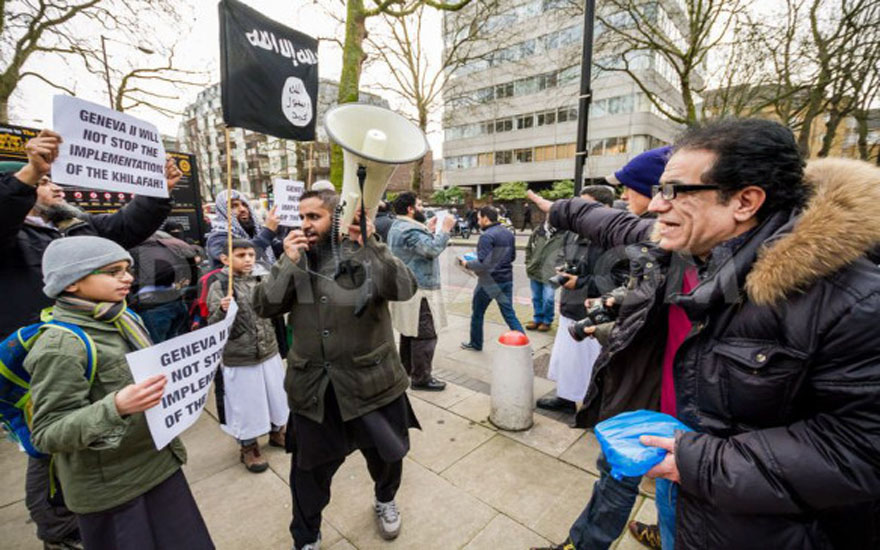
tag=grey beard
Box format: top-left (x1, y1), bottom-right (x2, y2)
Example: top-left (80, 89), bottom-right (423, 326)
top-left (33, 201), bottom-right (87, 225)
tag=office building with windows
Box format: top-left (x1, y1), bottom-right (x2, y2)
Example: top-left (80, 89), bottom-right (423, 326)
top-left (441, 0), bottom-right (687, 196)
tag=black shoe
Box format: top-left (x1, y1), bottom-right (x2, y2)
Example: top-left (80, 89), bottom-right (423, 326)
top-left (411, 377), bottom-right (447, 392)
top-left (460, 342), bottom-right (481, 351)
top-left (536, 396), bottom-right (576, 413)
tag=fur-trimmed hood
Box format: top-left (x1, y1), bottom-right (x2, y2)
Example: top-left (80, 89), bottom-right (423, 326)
top-left (745, 158), bottom-right (880, 306)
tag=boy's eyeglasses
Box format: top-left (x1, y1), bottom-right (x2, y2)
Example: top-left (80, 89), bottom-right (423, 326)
top-left (90, 266), bottom-right (133, 279)
top-left (651, 183), bottom-right (723, 200)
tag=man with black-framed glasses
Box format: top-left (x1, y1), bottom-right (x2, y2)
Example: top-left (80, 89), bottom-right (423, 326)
top-left (531, 118), bottom-right (880, 550)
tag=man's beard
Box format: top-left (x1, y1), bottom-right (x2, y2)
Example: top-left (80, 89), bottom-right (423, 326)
top-left (33, 201), bottom-right (87, 224)
top-left (239, 214), bottom-right (256, 235)
top-left (414, 210), bottom-right (427, 224)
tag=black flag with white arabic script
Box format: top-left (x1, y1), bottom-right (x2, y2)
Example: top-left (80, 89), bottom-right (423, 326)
top-left (219, 0), bottom-right (318, 140)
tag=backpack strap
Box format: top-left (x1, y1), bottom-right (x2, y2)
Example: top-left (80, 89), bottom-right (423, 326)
top-left (40, 321), bottom-right (98, 384)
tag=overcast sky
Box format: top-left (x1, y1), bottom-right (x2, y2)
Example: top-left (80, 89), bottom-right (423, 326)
top-left (9, 0), bottom-right (445, 149)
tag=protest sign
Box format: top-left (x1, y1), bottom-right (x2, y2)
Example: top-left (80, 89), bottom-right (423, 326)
top-left (127, 300), bottom-right (238, 449)
top-left (433, 210), bottom-right (449, 235)
top-left (274, 178), bottom-right (305, 227)
top-left (219, 0), bottom-right (318, 140)
top-left (53, 95), bottom-right (168, 198)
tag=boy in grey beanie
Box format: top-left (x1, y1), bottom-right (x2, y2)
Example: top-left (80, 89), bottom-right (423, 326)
top-left (27, 234), bottom-right (215, 549)
top-left (42, 236), bottom-right (133, 299)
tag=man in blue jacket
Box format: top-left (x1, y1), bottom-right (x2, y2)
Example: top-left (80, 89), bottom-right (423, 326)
top-left (460, 206), bottom-right (524, 351)
top-left (387, 192), bottom-right (456, 391)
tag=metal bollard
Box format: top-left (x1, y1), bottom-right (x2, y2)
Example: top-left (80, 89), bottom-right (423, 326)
top-left (489, 331), bottom-right (534, 431)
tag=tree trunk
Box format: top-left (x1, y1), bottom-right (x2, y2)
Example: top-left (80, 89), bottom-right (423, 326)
top-left (410, 104), bottom-right (428, 193)
top-left (797, 87), bottom-right (825, 157)
top-left (853, 110), bottom-right (869, 160)
top-left (817, 109), bottom-right (844, 157)
top-left (330, 0), bottom-right (369, 190)
top-left (0, 97), bottom-right (8, 124)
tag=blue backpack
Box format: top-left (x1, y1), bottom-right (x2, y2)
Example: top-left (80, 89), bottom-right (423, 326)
top-left (0, 316), bottom-right (97, 458)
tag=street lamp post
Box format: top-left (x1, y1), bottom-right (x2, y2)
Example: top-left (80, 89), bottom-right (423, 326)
top-left (573, 0), bottom-right (597, 195)
top-left (99, 36), bottom-right (156, 111)
top-left (100, 36), bottom-right (114, 109)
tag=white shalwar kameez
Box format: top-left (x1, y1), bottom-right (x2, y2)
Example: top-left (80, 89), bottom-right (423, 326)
top-left (220, 352), bottom-right (290, 441)
top-left (547, 316), bottom-right (603, 402)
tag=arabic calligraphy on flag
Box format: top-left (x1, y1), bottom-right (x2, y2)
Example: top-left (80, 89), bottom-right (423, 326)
top-left (219, 0), bottom-right (318, 140)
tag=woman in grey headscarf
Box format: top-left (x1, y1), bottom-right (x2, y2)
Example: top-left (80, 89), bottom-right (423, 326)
top-left (206, 190), bottom-right (282, 270)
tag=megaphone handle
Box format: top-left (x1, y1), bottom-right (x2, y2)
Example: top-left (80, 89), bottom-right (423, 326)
top-left (357, 164), bottom-right (367, 246)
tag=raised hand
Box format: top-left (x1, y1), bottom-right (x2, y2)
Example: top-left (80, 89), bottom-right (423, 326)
top-left (165, 156), bottom-right (182, 191)
top-left (17, 129), bottom-right (62, 185)
top-left (265, 205), bottom-right (281, 232)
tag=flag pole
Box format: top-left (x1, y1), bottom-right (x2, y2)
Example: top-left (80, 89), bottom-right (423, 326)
top-left (225, 126), bottom-right (234, 297)
top-left (308, 142), bottom-right (314, 188)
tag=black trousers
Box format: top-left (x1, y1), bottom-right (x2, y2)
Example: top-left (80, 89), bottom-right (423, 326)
top-left (25, 456), bottom-right (79, 543)
top-left (398, 298), bottom-right (438, 384)
top-left (77, 470), bottom-right (213, 550)
top-left (289, 447), bottom-right (402, 549)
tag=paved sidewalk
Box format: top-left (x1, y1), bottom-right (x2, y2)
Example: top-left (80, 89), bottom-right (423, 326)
top-left (1, 391), bottom-right (656, 549)
top-left (1, 313), bottom-right (657, 550)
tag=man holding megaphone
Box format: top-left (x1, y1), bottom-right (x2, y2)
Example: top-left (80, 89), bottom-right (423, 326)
top-left (254, 187), bottom-right (421, 550)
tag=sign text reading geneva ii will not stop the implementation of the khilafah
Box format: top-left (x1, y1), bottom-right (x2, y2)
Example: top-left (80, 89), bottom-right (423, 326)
top-left (127, 300), bottom-right (239, 450)
top-left (53, 95), bottom-right (168, 198)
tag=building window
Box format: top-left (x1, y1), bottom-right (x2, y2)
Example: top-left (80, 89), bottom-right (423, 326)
top-left (495, 83), bottom-right (514, 99)
top-left (478, 152), bottom-right (494, 167)
top-left (495, 119), bottom-right (513, 133)
top-left (514, 148), bottom-right (533, 163)
top-left (517, 115), bottom-right (534, 130)
top-left (556, 143), bottom-right (576, 158)
top-left (495, 150), bottom-right (513, 165)
top-left (537, 110), bottom-right (557, 126)
top-left (605, 136), bottom-right (629, 154)
top-left (535, 145), bottom-right (557, 162)
top-left (557, 107), bottom-right (578, 123)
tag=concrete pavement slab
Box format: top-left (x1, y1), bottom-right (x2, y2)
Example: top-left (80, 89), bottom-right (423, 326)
top-left (442, 435), bottom-right (598, 540)
top-left (463, 513), bottom-right (550, 550)
top-left (448, 392), bottom-right (497, 431)
top-left (530, 468), bottom-right (598, 543)
top-left (180, 412), bottom-right (241, 484)
top-left (499, 412), bottom-right (585, 458)
top-left (189, 460), bottom-right (337, 550)
top-left (323, 454), bottom-right (497, 550)
top-left (0, 500), bottom-right (40, 549)
top-left (406, 395), bottom-right (495, 473)
top-left (407, 383), bottom-right (475, 410)
top-left (558, 431), bottom-right (603, 477)
top-left (0, 441), bottom-right (27, 507)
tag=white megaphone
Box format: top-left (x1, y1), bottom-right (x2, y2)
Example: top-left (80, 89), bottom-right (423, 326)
top-left (324, 103), bottom-right (429, 229)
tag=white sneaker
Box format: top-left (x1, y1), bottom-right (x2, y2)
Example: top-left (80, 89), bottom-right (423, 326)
top-left (374, 499), bottom-right (402, 540)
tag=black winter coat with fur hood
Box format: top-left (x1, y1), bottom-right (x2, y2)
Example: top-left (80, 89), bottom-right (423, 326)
top-left (551, 158), bottom-right (880, 550)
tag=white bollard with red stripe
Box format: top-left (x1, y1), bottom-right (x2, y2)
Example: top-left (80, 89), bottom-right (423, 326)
top-left (489, 331), bottom-right (534, 431)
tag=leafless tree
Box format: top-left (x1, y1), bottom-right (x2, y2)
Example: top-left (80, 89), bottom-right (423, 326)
top-left (594, 0), bottom-right (751, 125)
top-left (0, 0), bottom-right (188, 122)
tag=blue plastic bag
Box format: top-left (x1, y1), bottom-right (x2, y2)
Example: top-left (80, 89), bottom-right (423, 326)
top-left (594, 410), bottom-right (693, 480)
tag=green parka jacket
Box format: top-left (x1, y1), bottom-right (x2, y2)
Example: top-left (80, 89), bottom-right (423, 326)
top-left (24, 305), bottom-right (186, 514)
top-left (207, 268), bottom-right (279, 366)
top-left (253, 238), bottom-right (417, 423)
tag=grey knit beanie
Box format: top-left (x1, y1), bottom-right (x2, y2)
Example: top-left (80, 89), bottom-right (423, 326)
top-left (43, 236), bottom-right (133, 298)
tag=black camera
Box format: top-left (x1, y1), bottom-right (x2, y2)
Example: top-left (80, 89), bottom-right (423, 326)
top-left (568, 301), bottom-right (616, 342)
top-left (548, 263), bottom-right (578, 288)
